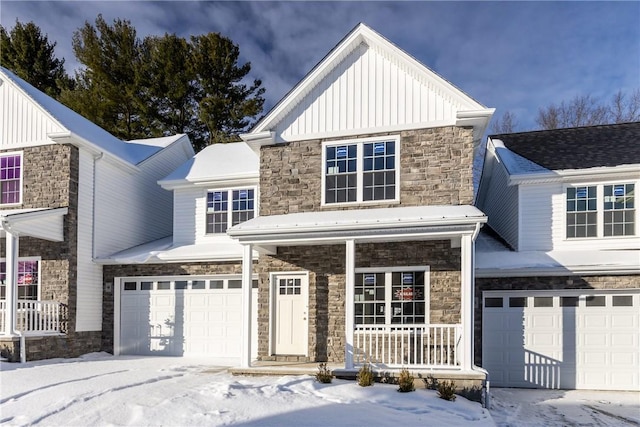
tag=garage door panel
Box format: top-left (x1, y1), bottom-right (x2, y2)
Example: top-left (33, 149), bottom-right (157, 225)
top-left (484, 290), bottom-right (640, 391)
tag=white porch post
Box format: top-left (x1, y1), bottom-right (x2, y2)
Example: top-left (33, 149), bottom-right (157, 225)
top-left (240, 243), bottom-right (253, 368)
top-left (344, 239), bottom-right (355, 369)
top-left (460, 233), bottom-right (474, 371)
top-left (4, 230), bottom-right (19, 336)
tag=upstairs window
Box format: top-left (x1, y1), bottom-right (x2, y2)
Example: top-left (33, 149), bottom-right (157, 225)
top-left (566, 183), bottom-right (636, 239)
top-left (323, 137), bottom-right (399, 205)
top-left (0, 153), bottom-right (22, 205)
top-left (206, 188), bottom-right (255, 234)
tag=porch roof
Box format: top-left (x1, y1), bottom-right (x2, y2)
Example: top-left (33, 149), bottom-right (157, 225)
top-left (0, 208), bottom-right (68, 242)
top-left (228, 205), bottom-right (486, 248)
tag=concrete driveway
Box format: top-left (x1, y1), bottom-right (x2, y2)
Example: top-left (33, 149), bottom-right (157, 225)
top-left (489, 387), bottom-right (640, 426)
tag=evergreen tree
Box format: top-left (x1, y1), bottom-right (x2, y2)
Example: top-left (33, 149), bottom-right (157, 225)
top-left (0, 20), bottom-right (71, 98)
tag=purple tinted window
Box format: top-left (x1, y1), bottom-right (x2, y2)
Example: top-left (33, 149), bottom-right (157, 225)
top-left (0, 154), bottom-right (21, 204)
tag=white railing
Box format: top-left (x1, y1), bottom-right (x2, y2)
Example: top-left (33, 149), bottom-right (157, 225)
top-left (354, 324), bottom-right (462, 369)
top-left (0, 300), bottom-right (63, 335)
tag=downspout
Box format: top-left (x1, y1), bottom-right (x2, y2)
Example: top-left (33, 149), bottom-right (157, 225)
top-left (470, 221), bottom-right (490, 408)
top-left (91, 152), bottom-right (103, 260)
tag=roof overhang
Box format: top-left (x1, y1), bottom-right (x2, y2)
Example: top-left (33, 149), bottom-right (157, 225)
top-left (509, 163), bottom-right (640, 186)
top-left (0, 207), bottom-right (68, 242)
top-left (228, 205), bottom-right (487, 251)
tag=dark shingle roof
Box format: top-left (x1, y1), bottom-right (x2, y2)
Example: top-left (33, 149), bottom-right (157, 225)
top-left (491, 122), bottom-right (640, 170)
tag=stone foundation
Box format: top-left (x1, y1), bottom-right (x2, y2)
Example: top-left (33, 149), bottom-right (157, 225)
top-left (0, 331), bottom-right (102, 362)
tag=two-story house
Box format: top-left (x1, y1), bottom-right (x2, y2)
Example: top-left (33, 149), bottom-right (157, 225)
top-left (475, 123), bottom-right (640, 391)
top-left (100, 142), bottom-right (259, 363)
top-left (0, 66), bottom-right (194, 361)
top-left (226, 23), bottom-right (494, 384)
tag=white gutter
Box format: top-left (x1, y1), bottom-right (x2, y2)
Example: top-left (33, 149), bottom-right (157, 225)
top-left (509, 164), bottom-right (640, 185)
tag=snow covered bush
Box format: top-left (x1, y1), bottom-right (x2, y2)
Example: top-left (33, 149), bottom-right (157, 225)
top-left (397, 368), bottom-right (415, 392)
top-left (437, 380), bottom-right (457, 401)
top-left (357, 363), bottom-right (374, 387)
top-left (315, 363), bottom-right (333, 383)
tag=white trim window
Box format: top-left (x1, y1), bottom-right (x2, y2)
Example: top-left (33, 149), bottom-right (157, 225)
top-left (206, 188), bottom-right (256, 234)
top-left (0, 151), bottom-right (23, 205)
top-left (566, 182), bottom-right (635, 239)
top-left (323, 136), bottom-right (400, 205)
top-left (354, 267), bottom-right (429, 325)
top-left (0, 257), bottom-right (40, 300)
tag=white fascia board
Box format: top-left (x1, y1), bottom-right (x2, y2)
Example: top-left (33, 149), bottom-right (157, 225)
top-left (48, 131), bottom-right (139, 174)
top-left (159, 174), bottom-right (259, 190)
top-left (509, 164), bottom-right (640, 186)
top-left (477, 265), bottom-right (640, 278)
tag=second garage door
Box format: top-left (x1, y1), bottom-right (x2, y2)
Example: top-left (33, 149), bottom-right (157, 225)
top-left (483, 290), bottom-right (640, 391)
top-left (119, 276), bottom-right (258, 363)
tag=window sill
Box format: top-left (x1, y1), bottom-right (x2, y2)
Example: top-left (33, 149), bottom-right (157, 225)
top-left (321, 199), bottom-right (401, 209)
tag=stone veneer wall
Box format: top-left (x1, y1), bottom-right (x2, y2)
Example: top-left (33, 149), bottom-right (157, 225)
top-left (257, 240), bottom-right (461, 363)
top-left (0, 144), bottom-right (90, 361)
top-left (101, 261), bottom-right (245, 353)
top-left (474, 275), bottom-right (640, 365)
top-left (259, 126), bottom-right (474, 215)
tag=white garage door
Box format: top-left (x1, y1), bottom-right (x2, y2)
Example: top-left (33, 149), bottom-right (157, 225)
top-left (483, 290), bottom-right (640, 391)
top-left (119, 276), bottom-right (258, 363)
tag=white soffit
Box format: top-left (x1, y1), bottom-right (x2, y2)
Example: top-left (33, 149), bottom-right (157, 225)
top-left (0, 207), bottom-right (68, 242)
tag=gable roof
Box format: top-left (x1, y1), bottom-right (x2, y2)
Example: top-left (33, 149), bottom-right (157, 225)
top-left (0, 66), bottom-right (173, 165)
top-left (491, 122), bottom-right (640, 170)
top-left (242, 23), bottom-right (493, 147)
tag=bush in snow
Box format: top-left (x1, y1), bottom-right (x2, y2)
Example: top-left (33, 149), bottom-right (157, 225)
top-left (357, 363), bottom-right (374, 387)
top-left (437, 380), bottom-right (457, 401)
top-left (315, 363), bottom-right (333, 383)
top-left (397, 367), bottom-right (415, 392)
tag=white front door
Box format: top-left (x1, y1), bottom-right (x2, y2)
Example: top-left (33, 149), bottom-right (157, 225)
top-left (273, 273), bottom-right (308, 355)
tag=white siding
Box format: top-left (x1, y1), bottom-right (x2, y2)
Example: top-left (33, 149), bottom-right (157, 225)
top-left (94, 141), bottom-right (191, 257)
top-left (0, 77), bottom-right (63, 148)
top-left (276, 42), bottom-right (460, 140)
top-left (173, 187), bottom-right (201, 245)
top-left (477, 153), bottom-right (519, 250)
top-left (76, 148), bottom-right (103, 331)
top-left (519, 183), bottom-right (558, 251)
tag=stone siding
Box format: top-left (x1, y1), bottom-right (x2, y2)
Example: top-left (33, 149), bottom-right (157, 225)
top-left (474, 275), bottom-right (640, 365)
top-left (259, 126), bottom-right (474, 215)
top-left (0, 332), bottom-right (101, 362)
top-left (101, 261), bottom-right (245, 353)
top-left (257, 240), bottom-right (461, 363)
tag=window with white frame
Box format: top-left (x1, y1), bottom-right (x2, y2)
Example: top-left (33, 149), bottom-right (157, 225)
top-left (354, 269), bottom-right (427, 325)
top-left (324, 137), bottom-right (399, 205)
top-left (566, 183), bottom-right (635, 238)
top-left (206, 188), bottom-right (255, 234)
top-left (0, 152), bottom-right (22, 205)
top-left (0, 258), bottom-right (40, 300)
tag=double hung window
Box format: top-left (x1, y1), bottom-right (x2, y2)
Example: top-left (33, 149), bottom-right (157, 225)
top-left (324, 137), bottom-right (399, 205)
top-left (206, 188), bottom-right (255, 234)
top-left (566, 183), bottom-right (635, 239)
top-left (354, 268), bottom-right (428, 325)
top-left (0, 152), bottom-right (22, 205)
top-left (0, 258), bottom-right (40, 300)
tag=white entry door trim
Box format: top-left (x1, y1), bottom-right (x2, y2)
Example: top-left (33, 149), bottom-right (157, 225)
top-left (269, 271), bottom-right (309, 356)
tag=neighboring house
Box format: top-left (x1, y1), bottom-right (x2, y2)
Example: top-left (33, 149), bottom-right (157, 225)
top-left (100, 142), bottom-right (260, 364)
top-left (0, 66), bottom-right (194, 361)
top-left (225, 22), bottom-right (494, 384)
top-left (475, 123), bottom-right (640, 391)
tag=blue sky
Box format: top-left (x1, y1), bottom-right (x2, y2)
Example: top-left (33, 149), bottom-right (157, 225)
top-left (1, 1), bottom-right (639, 131)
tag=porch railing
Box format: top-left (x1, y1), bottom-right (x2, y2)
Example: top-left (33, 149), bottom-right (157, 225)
top-left (0, 300), bottom-right (64, 335)
top-left (354, 324), bottom-right (462, 369)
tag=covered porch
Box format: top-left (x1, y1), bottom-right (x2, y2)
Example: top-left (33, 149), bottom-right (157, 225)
top-left (0, 208), bottom-right (68, 343)
top-left (228, 205), bottom-right (486, 375)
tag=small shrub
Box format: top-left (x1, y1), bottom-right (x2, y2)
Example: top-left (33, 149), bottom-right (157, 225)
top-left (315, 363), bottom-right (333, 384)
top-left (397, 368), bottom-right (415, 392)
top-left (424, 374), bottom-right (438, 390)
top-left (357, 363), bottom-right (374, 387)
top-left (437, 380), bottom-right (457, 401)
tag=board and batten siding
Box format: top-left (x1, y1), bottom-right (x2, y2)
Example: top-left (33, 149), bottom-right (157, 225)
top-left (0, 78), bottom-right (64, 147)
top-left (276, 42), bottom-right (460, 141)
top-left (477, 154), bottom-right (519, 250)
top-left (93, 141), bottom-right (191, 258)
top-left (75, 147), bottom-right (103, 331)
top-left (518, 183), bottom-right (557, 251)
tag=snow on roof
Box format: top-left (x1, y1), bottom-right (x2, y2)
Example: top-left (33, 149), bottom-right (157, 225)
top-left (159, 141), bottom-right (258, 187)
top-left (230, 205), bottom-right (486, 237)
top-left (1, 66), bottom-right (167, 165)
top-left (491, 139), bottom-right (549, 175)
top-left (100, 236), bottom-right (257, 263)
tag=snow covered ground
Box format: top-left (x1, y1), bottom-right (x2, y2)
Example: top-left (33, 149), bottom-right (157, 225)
top-left (1, 353), bottom-right (638, 426)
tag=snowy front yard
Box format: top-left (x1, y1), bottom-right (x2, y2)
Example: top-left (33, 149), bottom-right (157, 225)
top-left (0, 353), bottom-right (493, 426)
